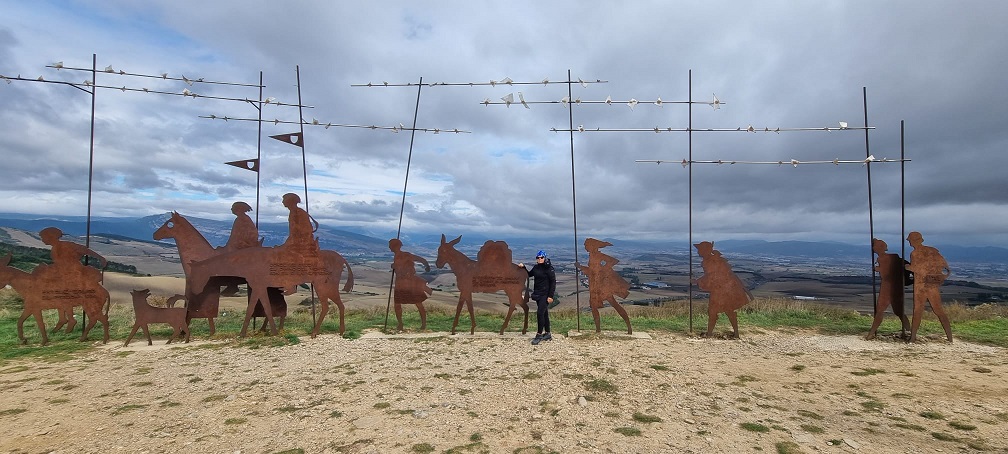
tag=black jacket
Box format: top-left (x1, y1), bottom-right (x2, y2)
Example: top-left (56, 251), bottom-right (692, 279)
top-left (526, 259), bottom-right (556, 298)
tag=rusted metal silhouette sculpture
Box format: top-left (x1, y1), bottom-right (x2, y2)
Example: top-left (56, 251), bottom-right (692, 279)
top-left (124, 288), bottom-right (190, 346)
top-left (153, 211), bottom-right (281, 335)
top-left (693, 241), bottom-right (753, 338)
top-left (223, 201), bottom-right (261, 252)
top-left (389, 238), bottom-right (433, 331)
top-left (186, 195), bottom-right (354, 337)
top-left (865, 238), bottom-right (911, 340)
top-left (435, 234), bottom-right (530, 335)
top-left (220, 201), bottom-right (261, 296)
top-left (906, 231), bottom-right (953, 342)
top-left (0, 236), bottom-right (111, 345)
top-left (577, 238), bottom-right (632, 334)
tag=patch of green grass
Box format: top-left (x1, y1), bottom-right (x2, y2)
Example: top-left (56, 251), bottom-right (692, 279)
top-left (740, 422), bottom-right (770, 433)
top-left (202, 394), bottom-right (227, 403)
top-left (614, 427), bottom-right (642, 436)
top-left (373, 402), bottom-right (391, 410)
top-left (0, 408), bottom-right (27, 416)
top-left (919, 410), bottom-right (945, 420)
top-left (2, 299), bottom-right (1008, 365)
top-left (931, 431), bottom-right (958, 442)
top-left (584, 378), bottom-right (617, 394)
top-left (966, 439), bottom-right (994, 451)
top-left (111, 404), bottom-right (147, 415)
top-left (649, 364), bottom-right (669, 371)
top-left (851, 368), bottom-right (885, 376)
top-left (796, 409), bottom-right (823, 420)
top-left (632, 412), bottom-right (662, 423)
top-left (860, 399), bottom-right (885, 412)
top-left (948, 421), bottom-right (977, 431)
top-left (790, 364), bottom-right (806, 372)
top-left (224, 417), bottom-right (247, 425)
top-left (892, 422), bottom-right (926, 432)
top-left (410, 443), bottom-right (434, 453)
top-left (775, 441), bottom-right (802, 454)
top-left (800, 424), bottom-right (824, 434)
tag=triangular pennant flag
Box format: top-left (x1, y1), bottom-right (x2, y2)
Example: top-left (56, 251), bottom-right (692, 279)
top-left (224, 159), bottom-right (260, 172)
top-left (270, 132), bottom-right (304, 148)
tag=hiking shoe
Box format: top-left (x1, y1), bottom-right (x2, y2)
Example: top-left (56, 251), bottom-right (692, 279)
top-left (531, 336), bottom-right (542, 345)
top-left (541, 333), bottom-right (553, 341)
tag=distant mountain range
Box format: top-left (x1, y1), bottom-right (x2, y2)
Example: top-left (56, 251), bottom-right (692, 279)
top-left (1, 212), bottom-right (1007, 264)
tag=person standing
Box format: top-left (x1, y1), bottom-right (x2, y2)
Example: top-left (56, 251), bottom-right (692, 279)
top-left (520, 250), bottom-right (556, 345)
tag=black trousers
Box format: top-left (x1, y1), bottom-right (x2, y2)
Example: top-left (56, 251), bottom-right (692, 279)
top-left (533, 293), bottom-right (551, 334)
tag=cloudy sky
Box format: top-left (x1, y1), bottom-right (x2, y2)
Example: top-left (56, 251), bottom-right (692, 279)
top-left (1, 1), bottom-right (1005, 249)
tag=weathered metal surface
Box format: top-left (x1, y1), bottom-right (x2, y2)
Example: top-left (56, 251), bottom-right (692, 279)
top-left (435, 234), bottom-right (529, 335)
top-left (576, 238), bottom-right (632, 334)
top-left (389, 238), bottom-right (433, 331)
top-left (0, 228), bottom-right (110, 345)
top-left (906, 231), bottom-right (953, 342)
top-left (124, 288), bottom-right (190, 346)
top-left (184, 195), bottom-right (353, 337)
top-left (865, 238), bottom-right (911, 340)
top-left (154, 211), bottom-right (257, 335)
top-left (693, 241), bottom-right (752, 338)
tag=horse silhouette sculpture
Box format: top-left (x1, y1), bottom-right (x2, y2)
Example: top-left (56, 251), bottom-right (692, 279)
top-left (435, 234), bottom-right (529, 335)
top-left (188, 243), bottom-right (354, 337)
top-left (0, 253), bottom-right (110, 345)
top-left (154, 211), bottom-right (284, 334)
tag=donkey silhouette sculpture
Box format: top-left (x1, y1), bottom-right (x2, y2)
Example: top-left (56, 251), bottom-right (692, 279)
top-left (435, 234), bottom-right (529, 335)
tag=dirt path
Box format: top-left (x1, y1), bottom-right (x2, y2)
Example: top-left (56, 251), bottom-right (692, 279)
top-left (1, 331), bottom-right (1005, 453)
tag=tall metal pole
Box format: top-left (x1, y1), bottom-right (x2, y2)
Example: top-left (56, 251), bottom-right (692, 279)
top-left (900, 120), bottom-right (905, 261)
top-left (568, 69), bottom-right (581, 331)
top-left (688, 70), bottom-right (694, 333)
top-left (255, 71), bottom-right (263, 224)
top-left (384, 77), bottom-right (423, 332)
top-left (84, 53), bottom-right (97, 261)
top-left (900, 119), bottom-right (907, 337)
top-left (82, 54), bottom-right (98, 329)
top-left (863, 87), bottom-right (877, 313)
top-left (294, 65), bottom-right (316, 324)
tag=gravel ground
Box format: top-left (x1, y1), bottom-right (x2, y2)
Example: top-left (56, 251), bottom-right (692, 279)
top-left (1, 330), bottom-right (1006, 453)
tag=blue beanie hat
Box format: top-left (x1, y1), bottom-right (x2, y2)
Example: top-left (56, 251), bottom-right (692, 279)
top-left (536, 250), bottom-right (547, 258)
